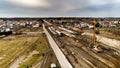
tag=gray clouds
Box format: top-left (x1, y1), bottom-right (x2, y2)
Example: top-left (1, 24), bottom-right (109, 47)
top-left (0, 0), bottom-right (120, 17)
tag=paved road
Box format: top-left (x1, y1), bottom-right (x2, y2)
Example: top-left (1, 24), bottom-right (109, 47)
top-left (43, 24), bottom-right (73, 68)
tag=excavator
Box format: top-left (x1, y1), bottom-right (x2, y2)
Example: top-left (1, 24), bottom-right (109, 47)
top-left (91, 19), bottom-right (103, 53)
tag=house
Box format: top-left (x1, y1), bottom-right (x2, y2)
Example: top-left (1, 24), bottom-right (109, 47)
top-left (0, 20), bottom-right (4, 27)
top-left (80, 22), bottom-right (87, 28)
top-left (99, 20), bottom-right (110, 27)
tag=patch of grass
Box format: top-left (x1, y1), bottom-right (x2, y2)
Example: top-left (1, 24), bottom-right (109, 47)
top-left (0, 26), bottom-right (50, 68)
top-left (16, 27), bottom-right (43, 32)
top-left (0, 36), bottom-right (39, 68)
top-left (99, 31), bottom-right (120, 40)
top-left (18, 36), bottom-right (50, 68)
top-left (96, 27), bottom-right (120, 40)
top-left (18, 54), bottom-right (42, 68)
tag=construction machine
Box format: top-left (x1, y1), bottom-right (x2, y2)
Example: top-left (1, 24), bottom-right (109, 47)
top-left (92, 19), bottom-right (102, 53)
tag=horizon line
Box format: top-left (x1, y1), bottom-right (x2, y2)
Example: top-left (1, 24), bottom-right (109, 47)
top-left (0, 16), bottom-right (120, 18)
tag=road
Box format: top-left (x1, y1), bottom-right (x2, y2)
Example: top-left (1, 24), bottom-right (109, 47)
top-left (43, 24), bottom-right (73, 68)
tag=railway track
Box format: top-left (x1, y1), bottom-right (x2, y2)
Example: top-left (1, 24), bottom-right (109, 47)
top-left (59, 37), bottom-right (109, 67)
top-left (76, 35), bottom-right (120, 63)
top-left (44, 22), bottom-right (120, 68)
top-left (66, 45), bottom-right (109, 68)
top-left (43, 24), bottom-right (73, 68)
top-left (57, 35), bottom-right (120, 68)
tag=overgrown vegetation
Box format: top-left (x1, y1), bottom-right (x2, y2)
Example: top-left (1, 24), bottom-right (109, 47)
top-left (0, 35), bottom-right (49, 68)
top-left (98, 27), bottom-right (120, 40)
top-left (18, 36), bottom-right (50, 68)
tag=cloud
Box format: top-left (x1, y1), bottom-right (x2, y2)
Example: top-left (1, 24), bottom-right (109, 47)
top-left (88, 0), bottom-right (120, 5)
top-left (47, 0), bottom-right (88, 11)
top-left (1, 0), bottom-right (120, 17)
top-left (7, 0), bottom-right (50, 7)
top-left (45, 0), bottom-right (120, 12)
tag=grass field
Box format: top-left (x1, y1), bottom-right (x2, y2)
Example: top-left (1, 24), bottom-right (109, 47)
top-left (14, 27), bottom-right (43, 32)
top-left (84, 27), bottom-right (120, 40)
top-left (18, 36), bottom-right (50, 68)
top-left (98, 27), bottom-right (120, 40)
top-left (0, 34), bottom-right (49, 68)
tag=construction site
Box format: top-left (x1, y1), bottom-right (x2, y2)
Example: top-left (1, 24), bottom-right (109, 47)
top-left (43, 18), bottom-right (120, 68)
top-left (0, 18), bottom-right (120, 68)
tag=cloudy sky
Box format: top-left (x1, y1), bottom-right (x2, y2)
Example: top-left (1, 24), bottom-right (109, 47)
top-left (0, 0), bottom-right (120, 17)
